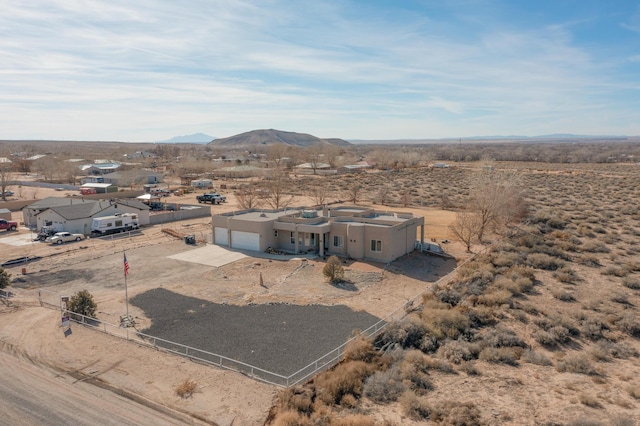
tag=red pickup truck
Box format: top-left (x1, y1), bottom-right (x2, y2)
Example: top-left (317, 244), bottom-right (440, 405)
top-left (0, 219), bottom-right (17, 232)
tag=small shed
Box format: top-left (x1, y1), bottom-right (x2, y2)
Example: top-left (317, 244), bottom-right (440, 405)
top-left (80, 183), bottom-right (118, 194)
top-left (0, 208), bottom-right (11, 221)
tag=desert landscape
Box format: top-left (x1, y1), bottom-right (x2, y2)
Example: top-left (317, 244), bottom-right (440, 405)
top-left (0, 138), bottom-right (639, 425)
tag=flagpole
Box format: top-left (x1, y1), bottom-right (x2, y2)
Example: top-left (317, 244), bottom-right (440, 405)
top-left (123, 251), bottom-right (130, 323)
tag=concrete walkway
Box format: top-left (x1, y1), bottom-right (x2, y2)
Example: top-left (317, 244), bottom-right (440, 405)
top-left (167, 244), bottom-right (247, 267)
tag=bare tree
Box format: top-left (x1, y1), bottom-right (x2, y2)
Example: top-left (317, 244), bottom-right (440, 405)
top-left (346, 184), bottom-right (362, 204)
top-left (376, 185), bottom-right (391, 206)
top-left (236, 186), bottom-right (262, 210)
top-left (309, 185), bottom-right (328, 206)
top-left (468, 170), bottom-right (526, 242)
top-left (267, 143), bottom-right (291, 169)
top-left (400, 190), bottom-right (411, 207)
top-left (34, 156), bottom-right (58, 182)
top-left (306, 144), bottom-right (325, 174)
top-left (0, 162), bottom-right (14, 200)
top-left (449, 211), bottom-right (481, 253)
top-left (262, 170), bottom-right (294, 209)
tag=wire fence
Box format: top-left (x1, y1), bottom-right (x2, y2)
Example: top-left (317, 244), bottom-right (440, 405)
top-left (30, 250), bottom-right (480, 388)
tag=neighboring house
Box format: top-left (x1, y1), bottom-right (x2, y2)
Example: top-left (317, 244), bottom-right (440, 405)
top-left (81, 163), bottom-right (122, 175)
top-left (293, 162), bottom-right (331, 170)
top-left (101, 170), bottom-right (163, 186)
top-left (80, 183), bottom-right (118, 194)
top-left (24, 197), bottom-right (150, 234)
top-left (212, 206), bottom-right (425, 263)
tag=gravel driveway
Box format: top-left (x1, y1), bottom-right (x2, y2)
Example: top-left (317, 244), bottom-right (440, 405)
top-left (131, 288), bottom-right (381, 376)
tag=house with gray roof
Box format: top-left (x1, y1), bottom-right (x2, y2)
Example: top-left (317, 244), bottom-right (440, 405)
top-left (24, 197), bottom-right (150, 234)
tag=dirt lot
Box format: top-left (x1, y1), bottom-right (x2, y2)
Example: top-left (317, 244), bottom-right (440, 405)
top-left (0, 184), bottom-right (459, 425)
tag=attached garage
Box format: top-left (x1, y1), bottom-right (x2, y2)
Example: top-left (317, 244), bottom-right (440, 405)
top-left (231, 230), bottom-right (260, 251)
top-left (214, 227), bottom-right (229, 246)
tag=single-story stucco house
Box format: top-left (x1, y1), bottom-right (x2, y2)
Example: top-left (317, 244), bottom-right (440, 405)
top-left (212, 206), bottom-right (425, 263)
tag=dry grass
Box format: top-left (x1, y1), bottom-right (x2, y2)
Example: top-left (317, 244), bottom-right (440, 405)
top-left (174, 378), bottom-right (198, 398)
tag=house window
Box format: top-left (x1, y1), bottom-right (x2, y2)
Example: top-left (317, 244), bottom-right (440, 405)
top-left (290, 232), bottom-right (295, 244)
top-left (274, 230), bottom-right (278, 237)
top-left (333, 235), bottom-right (343, 247)
top-left (371, 240), bottom-right (382, 252)
top-left (310, 233), bottom-right (316, 246)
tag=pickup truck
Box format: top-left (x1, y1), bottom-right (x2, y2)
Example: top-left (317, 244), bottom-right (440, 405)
top-left (196, 193), bottom-right (227, 204)
top-left (0, 219), bottom-right (17, 232)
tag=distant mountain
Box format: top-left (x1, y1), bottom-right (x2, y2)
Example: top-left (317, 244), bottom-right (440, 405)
top-left (209, 129), bottom-right (350, 147)
top-left (161, 133), bottom-right (215, 143)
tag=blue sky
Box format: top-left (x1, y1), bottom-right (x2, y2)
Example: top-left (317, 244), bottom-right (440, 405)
top-left (1, 0), bottom-right (640, 141)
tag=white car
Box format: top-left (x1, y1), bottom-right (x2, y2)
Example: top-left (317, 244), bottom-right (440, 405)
top-left (47, 232), bottom-right (85, 245)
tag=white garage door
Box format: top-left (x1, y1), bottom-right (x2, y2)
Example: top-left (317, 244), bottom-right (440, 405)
top-left (231, 231), bottom-right (260, 251)
top-left (214, 227), bottom-right (228, 245)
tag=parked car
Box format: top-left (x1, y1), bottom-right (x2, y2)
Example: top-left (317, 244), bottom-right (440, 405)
top-left (47, 232), bottom-right (85, 245)
top-left (0, 219), bottom-right (17, 231)
top-left (196, 193), bottom-right (227, 204)
top-left (2, 190), bottom-right (14, 197)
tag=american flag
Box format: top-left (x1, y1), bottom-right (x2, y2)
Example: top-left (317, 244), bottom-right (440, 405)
top-left (124, 253), bottom-right (129, 277)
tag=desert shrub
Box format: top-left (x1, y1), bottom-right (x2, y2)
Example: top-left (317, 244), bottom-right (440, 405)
top-left (68, 289), bottom-right (97, 318)
top-left (323, 255), bottom-right (344, 283)
top-left (592, 340), bottom-right (637, 361)
top-left (491, 252), bottom-right (521, 268)
top-left (478, 347), bottom-right (521, 366)
top-left (437, 340), bottom-right (475, 364)
top-left (618, 313), bottom-right (640, 337)
top-left (482, 325), bottom-right (526, 348)
top-left (174, 379), bottom-right (197, 398)
top-left (556, 354), bottom-right (599, 376)
top-left (456, 261), bottom-right (495, 291)
top-left (375, 316), bottom-right (428, 350)
top-left (581, 317), bottom-right (607, 341)
top-left (621, 277), bottom-right (640, 289)
top-left (315, 361), bottom-right (375, 405)
top-left (551, 288), bottom-right (575, 302)
top-left (344, 336), bottom-right (378, 363)
top-left (399, 350), bottom-right (433, 394)
top-left (399, 390), bottom-right (431, 421)
top-left (422, 308), bottom-right (470, 340)
top-left (429, 400), bottom-right (482, 425)
top-left (459, 361), bottom-right (481, 376)
top-left (549, 315), bottom-right (580, 336)
top-left (578, 254), bottom-right (601, 267)
top-left (466, 306), bottom-right (498, 327)
top-left (533, 326), bottom-right (570, 347)
top-left (553, 267), bottom-right (578, 283)
top-left (627, 385), bottom-right (640, 400)
top-left (476, 289), bottom-right (512, 307)
top-left (522, 350), bottom-right (552, 366)
top-left (362, 366), bottom-right (406, 403)
top-left (610, 292), bottom-right (630, 305)
top-left (582, 241), bottom-right (610, 253)
top-left (526, 253), bottom-right (564, 271)
top-left (578, 393), bottom-right (603, 409)
top-left (273, 410), bottom-right (311, 426)
top-left (602, 266), bottom-right (629, 278)
top-left (0, 268), bottom-right (10, 289)
top-left (277, 387), bottom-right (314, 416)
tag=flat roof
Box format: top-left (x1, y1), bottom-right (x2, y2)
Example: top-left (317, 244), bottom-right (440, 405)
top-left (228, 210), bottom-right (299, 222)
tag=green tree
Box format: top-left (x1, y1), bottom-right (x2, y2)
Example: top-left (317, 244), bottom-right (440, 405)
top-left (0, 268), bottom-right (11, 289)
top-left (323, 255), bottom-right (344, 283)
top-left (68, 290), bottom-right (97, 318)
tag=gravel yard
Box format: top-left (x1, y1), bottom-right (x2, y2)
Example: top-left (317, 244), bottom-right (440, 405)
top-left (131, 288), bottom-right (381, 375)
